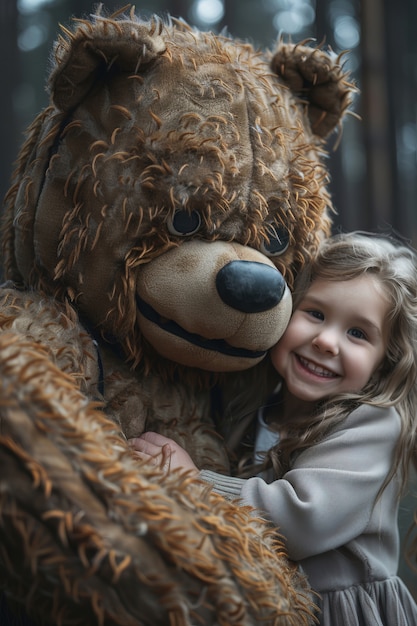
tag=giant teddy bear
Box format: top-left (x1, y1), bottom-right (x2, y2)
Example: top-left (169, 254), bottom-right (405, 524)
top-left (0, 6), bottom-right (355, 625)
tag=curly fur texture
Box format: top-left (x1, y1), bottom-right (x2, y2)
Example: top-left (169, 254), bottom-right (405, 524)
top-left (0, 6), bottom-right (355, 625)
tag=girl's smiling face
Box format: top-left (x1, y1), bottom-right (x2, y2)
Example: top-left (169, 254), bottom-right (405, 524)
top-left (270, 274), bottom-right (390, 405)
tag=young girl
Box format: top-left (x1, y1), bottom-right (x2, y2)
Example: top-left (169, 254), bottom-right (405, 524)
top-left (130, 231), bottom-right (417, 626)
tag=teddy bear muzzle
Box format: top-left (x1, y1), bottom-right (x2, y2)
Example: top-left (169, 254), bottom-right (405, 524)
top-left (136, 240), bottom-right (292, 372)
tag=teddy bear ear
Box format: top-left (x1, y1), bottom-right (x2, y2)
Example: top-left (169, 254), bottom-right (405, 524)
top-left (270, 41), bottom-right (356, 139)
top-left (49, 12), bottom-right (167, 112)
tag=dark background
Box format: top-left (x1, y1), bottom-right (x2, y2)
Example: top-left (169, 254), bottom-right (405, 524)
top-left (0, 0), bottom-right (416, 599)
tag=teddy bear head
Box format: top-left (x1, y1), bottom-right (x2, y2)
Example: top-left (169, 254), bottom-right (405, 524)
top-left (2, 8), bottom-right (354, 376)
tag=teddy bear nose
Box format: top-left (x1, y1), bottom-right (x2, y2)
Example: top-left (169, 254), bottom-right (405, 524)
top-left (216, 260), bottom-right (286, 313)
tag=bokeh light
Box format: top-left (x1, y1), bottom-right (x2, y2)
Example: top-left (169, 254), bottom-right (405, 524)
top-left (190, 0), bottom-right (225, 26)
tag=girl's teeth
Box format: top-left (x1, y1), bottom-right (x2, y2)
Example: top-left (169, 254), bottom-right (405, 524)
top-left (299, 356), bottom-right (336, 378)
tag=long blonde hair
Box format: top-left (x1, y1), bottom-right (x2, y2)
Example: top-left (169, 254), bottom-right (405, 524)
top-left (265, 231), bottom-right (417, 493)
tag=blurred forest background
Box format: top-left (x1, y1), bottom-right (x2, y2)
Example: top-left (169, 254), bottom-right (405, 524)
top-left (0, 0), bottom-right (416, 599)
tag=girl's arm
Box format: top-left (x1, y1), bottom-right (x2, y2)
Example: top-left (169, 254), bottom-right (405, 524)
top-left (235, 404), bottom-right (401, 560)
top-left (129, 432), bottom-right (247, 499)
top-left (132, 405), bottom-right (401, 561)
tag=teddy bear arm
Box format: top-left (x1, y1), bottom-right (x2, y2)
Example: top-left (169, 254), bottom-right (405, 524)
top-left (0, 333), bottom-right (314, 625)
top-left (0, 337), bottom-right (202, 624)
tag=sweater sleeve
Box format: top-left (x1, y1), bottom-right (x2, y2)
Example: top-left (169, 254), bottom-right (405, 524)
top-left (201, 405), bottom-right (401, 561)
top-left (199, 470), bottom-right (246, 499)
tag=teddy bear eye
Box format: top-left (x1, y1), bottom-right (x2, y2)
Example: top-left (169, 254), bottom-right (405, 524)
top-left (260, 224), bottom-right (290, 257)
top-left (167, 209), bottom-right (202, 236)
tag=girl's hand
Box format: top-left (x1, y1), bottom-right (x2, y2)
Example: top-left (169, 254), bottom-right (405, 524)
top-left (128, 431), bottom-right (199, 475)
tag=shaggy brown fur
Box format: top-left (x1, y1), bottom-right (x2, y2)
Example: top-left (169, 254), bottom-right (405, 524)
top-left (0, 6), bottom-right (355, 625)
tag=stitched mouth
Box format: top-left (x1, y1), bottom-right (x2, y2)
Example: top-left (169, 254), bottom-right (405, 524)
top-left (136, 295), bottom-right (266, 359)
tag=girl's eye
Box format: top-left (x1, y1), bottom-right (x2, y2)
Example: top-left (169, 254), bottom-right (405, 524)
top-left (306, 309), bottom-right (324, 320)
top-left (348, 328), bottom-right (367, 340)
top-left (167, 209), bottom-right (202, 236)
